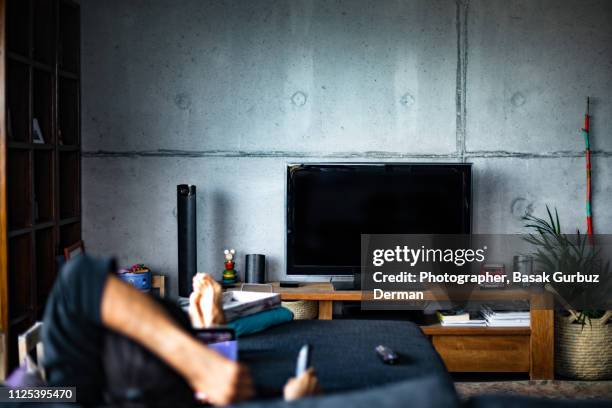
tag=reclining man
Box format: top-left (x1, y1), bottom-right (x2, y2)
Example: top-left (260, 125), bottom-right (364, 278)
top-left (42, 255), bottom-right (318, 406)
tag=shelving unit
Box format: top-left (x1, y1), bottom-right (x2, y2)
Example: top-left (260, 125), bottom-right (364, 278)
top-left (2, 0), bottom-right (81, 371)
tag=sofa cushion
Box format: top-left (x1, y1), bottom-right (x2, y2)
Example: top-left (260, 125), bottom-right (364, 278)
top-left (238, 319), bottom-right (453, 397)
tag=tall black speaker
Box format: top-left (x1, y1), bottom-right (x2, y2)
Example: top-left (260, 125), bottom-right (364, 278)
top-left (177, 184), bottom-right (197, 297)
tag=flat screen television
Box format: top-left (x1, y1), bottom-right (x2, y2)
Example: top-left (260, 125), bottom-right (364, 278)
top-left (286, 163), bottom-right (472, 276)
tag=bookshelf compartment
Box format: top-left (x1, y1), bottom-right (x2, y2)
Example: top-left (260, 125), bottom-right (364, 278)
top-left (58, 77), bottom-right (79, 145)
top-left (59, 222), bottom-right (81, 250)
top-left (9, 234), bottom-right (33, 320)
top-left (7, 0), bottom-right (31, 57)
top-left (8, 150), bottom-right (32, 230)
top-left (59, 151), bottom-right (80, 218)
top-left (33, 69), bottom-right (54, 144)
top-left (33, 0), bottom-right (56, 65)
top-left (35, 227), bottom-right (56, 306)
top-left (7, 60), bottom-right (30, 143)
top-left (59, 1), bottom-right (79, 73)
top-left (34, 151), bottom-right (54, 223)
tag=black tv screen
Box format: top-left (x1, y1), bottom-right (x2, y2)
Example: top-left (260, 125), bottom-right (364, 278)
top-left (286, 163), bottom-right (472, 276)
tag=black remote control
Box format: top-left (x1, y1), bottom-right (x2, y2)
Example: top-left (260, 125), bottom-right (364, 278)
top-left (375, 345), bottom-right (399, 365)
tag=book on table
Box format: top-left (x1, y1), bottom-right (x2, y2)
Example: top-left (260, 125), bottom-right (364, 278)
top-left (222, 291), bottom-right (281, 322)
top-left (481, 305), bottom-right (530, 327)
top-left (436, 310), bottom-right (486, 326)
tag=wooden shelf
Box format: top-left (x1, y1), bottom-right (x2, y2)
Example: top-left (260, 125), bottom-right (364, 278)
top-left (58, 144), bottom-right (80, 152)
top-left (59, 70), bottom-right (79, 80)
top-left (420, 324), bottom-right (530, 336)
top-left (9, 313), bottom-right (30, 327)
top-left (7, 52), bottom-right (54, 73)
top-left (8, 142), bottom-right (55, 150)
top-left (4, 0), bottom-right (82, 373)
top-left (59, 216), bottom-right (80, 226)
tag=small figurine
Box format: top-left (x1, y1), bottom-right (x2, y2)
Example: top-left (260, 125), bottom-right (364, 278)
top-left (222, 249), bottom-right (237, 284)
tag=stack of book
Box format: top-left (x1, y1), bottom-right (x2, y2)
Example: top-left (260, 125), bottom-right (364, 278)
top-left (436, 310), bottom-right (486, 326)
top-left (222, 290), bottom-right (281, 322)
top-left (480, 305), bottom-right (530, 327)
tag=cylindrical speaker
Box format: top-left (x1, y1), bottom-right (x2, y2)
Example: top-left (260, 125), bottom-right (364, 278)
top-left (245, 254), bottom-right (266, 283)
top-left (177, 184), bottom-right (197, 297)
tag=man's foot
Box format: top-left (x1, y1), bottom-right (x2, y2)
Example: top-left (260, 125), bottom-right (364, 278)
top-left (188, 288), bottom-right (205, 328)
top-left (189, 273), bottom-right (226, 328)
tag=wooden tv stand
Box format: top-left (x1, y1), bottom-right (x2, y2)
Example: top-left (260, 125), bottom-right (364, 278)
top-left (267, 282), bottom-right (554, 379)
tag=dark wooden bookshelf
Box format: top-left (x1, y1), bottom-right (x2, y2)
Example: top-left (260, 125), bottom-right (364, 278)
top-left (3, 0), bottom-right (81, 371)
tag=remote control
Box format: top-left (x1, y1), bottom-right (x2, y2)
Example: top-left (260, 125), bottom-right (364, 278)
top-left (295, 344), bottom-right (312, 376)
top-left (375, 345), bottom-right (399, 365)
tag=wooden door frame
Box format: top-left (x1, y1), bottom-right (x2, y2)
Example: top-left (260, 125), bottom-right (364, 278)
top-left (0, 0), bottom-right (8, 380)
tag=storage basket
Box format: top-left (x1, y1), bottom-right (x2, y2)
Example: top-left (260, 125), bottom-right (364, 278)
top-left (555, 310), bottom-right (612, 380)
top-left (281, 300), bottom-right (318, 320)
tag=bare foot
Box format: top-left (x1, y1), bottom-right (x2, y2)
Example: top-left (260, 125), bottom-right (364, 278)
top-left (189, 273), bottom-right (226, 328)
top-left (188, 290), bottom-right (205, 329)
top-left (283, 368), bottom-right (320, 401)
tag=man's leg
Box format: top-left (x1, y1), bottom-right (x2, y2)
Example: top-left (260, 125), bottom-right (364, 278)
top-left (43, 255), bottom-right (253, 406)
top-left (187, 272), bottom-right (321, 401)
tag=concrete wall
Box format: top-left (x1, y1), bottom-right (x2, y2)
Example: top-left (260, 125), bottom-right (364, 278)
top-left (81, 0), bottom-right (612, 296)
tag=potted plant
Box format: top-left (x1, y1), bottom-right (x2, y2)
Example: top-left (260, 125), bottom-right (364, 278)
top-left (523, 206), bottom-right (611, 380)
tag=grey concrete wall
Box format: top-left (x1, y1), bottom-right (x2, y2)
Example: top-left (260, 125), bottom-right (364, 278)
top-left (81, 0), bottom-right (612, 296)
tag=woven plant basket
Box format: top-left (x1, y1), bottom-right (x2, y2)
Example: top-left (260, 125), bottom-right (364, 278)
top-left (555, 310), bottom-right (612, 380)
top-left (282, 300), bottom-right (318, 320)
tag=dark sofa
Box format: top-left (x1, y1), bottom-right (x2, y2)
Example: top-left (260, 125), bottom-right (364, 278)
top-left (239, 319), bottom-right (452, 395)
top-left (6, 319), bottom-right (610, 407)
top-left (233, 319), bottom-right (610, 408)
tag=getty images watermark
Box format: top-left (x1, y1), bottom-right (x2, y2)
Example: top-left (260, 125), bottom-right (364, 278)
top-left (360, 234), bottom-right (612, 311)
